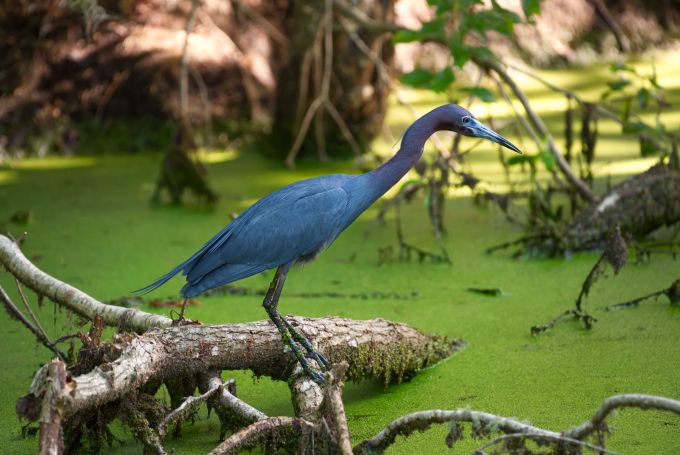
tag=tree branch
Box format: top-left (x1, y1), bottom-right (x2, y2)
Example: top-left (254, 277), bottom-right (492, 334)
top-left (355, 393), bottom-right (680, 454)
top-left (565, 394), bottom-right (680, 440)
top-left (157, 381), bottom-right (223, 440)
top-left (0, 285), bottom-right (66, 361)
top-left (208, 416), bottom-right (315, 455)
top-left (478, 58), bottom-right (596, 202)
top-left (354, 409), bottom-right (558, 454)
top-left (207, 375), bottom-right (266, 424)
top-left (324, 362), bottom-right (353, 455)
top-left (0, 234), bottom-right (172, 331)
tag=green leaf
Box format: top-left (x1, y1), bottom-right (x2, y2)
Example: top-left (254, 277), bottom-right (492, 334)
top-left (521, 0), bottom-right (541, 18)
top-left (449, 38), bottom-right (471, 68)
top-left (610, 63), bottom-right (637, 74)
top-left (393, 29), bottom-right (422, 43)
top-left (421, 17), bottom-right (446, 37)
top-left (459, 0), bottom-right (484, 8)
top-left (470, 10), bottom-right (516, 36)
top-left (400, 68), bottom-right (434, 88)
top-left (622, 121), bottom-right (648, 134)
top-left (639, 135), bottom-right (662, 157)
top-left (431, 68), bottom-right (455, 92)
top-left (607, 78), bottom-right (631, 91)
top-left (398, 178), bottom-right (426, 194)
top-left (636, 88), bottom-right (650, 109)
top-left (620, 97), bottom-right (632, 121)
top-left (491, 1), bottom-right (522, 23)
top-left (427, 0), bottom-right (455, 8)
top-left (507, 154), bottom-right (536, 166)
top-left (539, 150), bottom-right (556, 171)
top-left (460, 86), bottom-right (496, 102)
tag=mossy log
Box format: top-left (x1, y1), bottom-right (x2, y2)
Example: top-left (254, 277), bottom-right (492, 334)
top-left (565, 164), bottom-right (680, 250)
top-left (18, 317), bottom-right (459, 423)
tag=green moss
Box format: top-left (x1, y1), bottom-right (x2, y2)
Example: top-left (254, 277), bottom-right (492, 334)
top-left (2, 53), bottom-right (680, 454)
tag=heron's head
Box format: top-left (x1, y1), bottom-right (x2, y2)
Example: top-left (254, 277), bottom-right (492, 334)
top-left (436, 104), bottom-right (522, 154)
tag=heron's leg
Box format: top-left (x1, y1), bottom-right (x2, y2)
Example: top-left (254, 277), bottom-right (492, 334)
top-left (178, 298), bottom-right (189, 320)
top-left (263, 265), bottom-right (325, 385)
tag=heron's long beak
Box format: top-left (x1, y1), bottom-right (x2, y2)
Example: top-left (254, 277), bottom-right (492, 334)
top-left (468, 118), bottom-right (522, 154)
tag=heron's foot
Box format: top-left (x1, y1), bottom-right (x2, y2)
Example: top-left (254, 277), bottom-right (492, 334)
top-left (283, 337), bottom-right (326, 386)
top-left (169, 309), bottom-right (201, 326)
top-left (282, 318), bottom-right (330, 370)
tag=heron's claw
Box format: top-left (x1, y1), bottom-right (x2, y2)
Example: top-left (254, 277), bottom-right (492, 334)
top-left (284, 340), bottom-right (326, 386)
top-left (308, 369), bottom-right (326, 386)
top-left (282, 317), bottom-right (330, 371)
top-left (306, 351), bottom-right (330, 371)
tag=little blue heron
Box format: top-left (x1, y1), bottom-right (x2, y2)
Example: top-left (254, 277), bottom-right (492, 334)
top-left (137, 104), bottom-right (521, 384)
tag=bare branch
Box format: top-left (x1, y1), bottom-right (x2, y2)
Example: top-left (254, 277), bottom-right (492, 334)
top-left (354, 409), bottom-right (558, 454)
top-left (325, 362), bottom-right (353, 455)
top-left (157, 381), bottom-right (223, 440)
top-left (333, 0), bottom-right (400, 35)
top-left (208, 416), bottom-right (315, 455)
top-left (232, 0), bottom-right (288, 46)
top-left (355, 394), bottom-right (680, 454)
top-left (20, 317), bottom-right (457, 421)
top-left (38, 359), bottom-right (70, 455)
top-left (0, 234), bottom-right (172, 331)
top-left (15, 278), bottom-right (51, 344)
top-left (473, 432), bottom-right (616, 455)
top-left (0, 285), bottom-right (66, 361)
top-left (565, 394), bottom-right (680, 440)
top-left (479, 58), bottom-right (596, 202)
top-left (208, 375), bottom-right (267, 423)
top-left (286, 0), bottom-right (360, 167)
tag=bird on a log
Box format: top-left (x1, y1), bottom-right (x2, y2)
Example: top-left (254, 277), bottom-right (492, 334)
top-left (137, 104), bottom-right (521, 385)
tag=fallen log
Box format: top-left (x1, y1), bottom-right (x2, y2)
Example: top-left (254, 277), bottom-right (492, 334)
top-left (17, 316), bottom-right (459, 423)
top-left (565, 163), bottom-right (680, 250)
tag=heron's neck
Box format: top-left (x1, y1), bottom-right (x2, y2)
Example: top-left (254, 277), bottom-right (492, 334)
top-left (360, 113), bottom-right (440, 202)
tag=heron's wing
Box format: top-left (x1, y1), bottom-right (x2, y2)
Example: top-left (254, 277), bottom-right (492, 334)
top-left (184, 184), bottom-right (350, 285)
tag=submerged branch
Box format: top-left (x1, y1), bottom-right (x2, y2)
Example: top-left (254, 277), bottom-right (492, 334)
top-left (354, 409), bottom-right (558, 454)
top-left (565, 394), bottom-right (680, 440)
top-left (355, 394), bottom-right (680, 454)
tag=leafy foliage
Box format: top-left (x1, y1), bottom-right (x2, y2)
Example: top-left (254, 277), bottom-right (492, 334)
top-left (601, 63), bottom-right (677, 162)
top-left (397, 0), bottom-right (542, 96)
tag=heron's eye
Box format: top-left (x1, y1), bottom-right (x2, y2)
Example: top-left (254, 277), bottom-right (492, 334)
top-left (462, 116), bottom-right (471, 125)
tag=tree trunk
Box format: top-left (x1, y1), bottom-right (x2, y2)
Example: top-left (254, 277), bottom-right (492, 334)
top-left (271, 0), bottom-right (396, 159)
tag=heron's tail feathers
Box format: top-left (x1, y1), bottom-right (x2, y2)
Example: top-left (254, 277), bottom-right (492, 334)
top-left (133, 262), bottom-right (188, 295)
